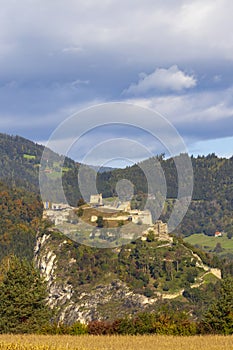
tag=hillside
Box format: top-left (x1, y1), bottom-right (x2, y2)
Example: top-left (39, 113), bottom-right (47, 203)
top-left (184, 233), bottom-right (233, 257)
top-left (0, 133), bottom-right (82, 204)
top-left (0, 133), bottom-right (43, 192)
top-left (0, 181), bottom-right (43, 261)
top-left (0, 133), bottom-right (232, 326)
top-left (0, 182), bottom-right (223, 324)
top-left (34, 225), bottom-right (222, 323)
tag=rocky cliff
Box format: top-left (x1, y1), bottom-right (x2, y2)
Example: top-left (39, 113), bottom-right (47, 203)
top-left (34, 228), bottom-right (221, 324)
top-left (34, 231), bottom-right (157, 324)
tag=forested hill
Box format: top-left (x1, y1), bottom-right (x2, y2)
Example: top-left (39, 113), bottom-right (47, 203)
top-left (1, 132), bottom-right (232, 201)
top-left (97, 154), bottom-right (233, 237)
top-left (0, 133), bottom-right (44, 192)
top-left (0, 181), bottom-right (43, 261)
top-left (0, 133), bottom-right (77, 195)
top-left (97, 153), bottom-right (233, 202)
top-left (0, 133), bottom-right (233, 238)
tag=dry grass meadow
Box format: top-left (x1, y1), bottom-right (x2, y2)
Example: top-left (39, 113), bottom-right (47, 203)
top-left (0, 335), bottom-right (232, 350)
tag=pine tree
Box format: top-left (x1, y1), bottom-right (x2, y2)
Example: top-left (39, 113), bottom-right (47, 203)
top-left (96, 216), bottom-right (104, 228)
top-left (201, 277), bottom-right (233, 334)
top-left (0, 256), bottom-right (51, 333)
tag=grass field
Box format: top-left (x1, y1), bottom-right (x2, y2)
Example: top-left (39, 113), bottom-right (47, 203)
top-left (0, 335), bottom-right (232, 350)
top-left (23, 154), bottom-right (36, 160)
top-left (184, 233), bottom-right (233, 256)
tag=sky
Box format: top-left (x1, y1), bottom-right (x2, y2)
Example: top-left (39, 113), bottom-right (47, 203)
top-left (0, 0), bottom-right (233, 165)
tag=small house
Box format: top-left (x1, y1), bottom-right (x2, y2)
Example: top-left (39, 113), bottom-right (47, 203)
top-left (215, 231), bottom-right (222, 237)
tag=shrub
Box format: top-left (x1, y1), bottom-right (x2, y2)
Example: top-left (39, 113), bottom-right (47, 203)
top-left (69, 322), bottom-right (88, 335)
top-left (87, 321), bottom-right (113, 335)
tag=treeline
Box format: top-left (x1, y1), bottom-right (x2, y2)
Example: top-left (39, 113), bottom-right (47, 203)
top-left (43, 312), bottom-right (197, 336)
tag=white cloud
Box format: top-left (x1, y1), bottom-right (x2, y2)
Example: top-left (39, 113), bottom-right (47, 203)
top-left (71, 79), bottom-right (90, 88)
top-left (124, 66), bottom-right (196, 95)
top-left (213, 75), bottom-right (222, 83)
top-left (125, 86), bottom-right (233, 142)
top-left (62, 46), bottom-right (84, 53)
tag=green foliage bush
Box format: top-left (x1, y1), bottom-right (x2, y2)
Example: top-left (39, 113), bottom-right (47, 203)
top-left (86, 311), bottom-right (196, 336)
top-left (42, 322), bottom-right (87, 335)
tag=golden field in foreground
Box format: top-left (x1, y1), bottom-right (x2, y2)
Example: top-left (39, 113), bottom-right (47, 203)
top-left (0, 335), bottom-right (232, 350)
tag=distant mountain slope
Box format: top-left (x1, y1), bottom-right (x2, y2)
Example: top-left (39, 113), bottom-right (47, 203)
top-left (0, 133), bottom-right (81, 204)
top-left (97, 154), bottom-right (233, 238)
top-left (0, 133), bottom-right (44, 192)
top-left (87, 165), bottom-right (117, 173)
top-left (97, 153), bottom-right (233, 203)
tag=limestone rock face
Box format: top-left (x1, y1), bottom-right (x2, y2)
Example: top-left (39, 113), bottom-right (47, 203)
top-left (35, 235), bottom-right (73, 310)
top-left (57, 280), bottom-right (156, 325)
top-left (34, 233), bottom-right (155, 324)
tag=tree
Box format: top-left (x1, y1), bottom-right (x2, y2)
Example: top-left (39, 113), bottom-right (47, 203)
top-left (118, 220), bottom-right (124, 227)
top-left (77, 208), bottom-right (84, 217)
top-left (213, 242), bottom-right (223, 253)
top-left (77, 198), bottom-right (85, 207)
top-left (146, 230), bottom-right (155, 242)
top-left (0, 256), bottom-right (51, 333)
top-left (227, 232), bottom-right (233, 240)
top-left (201, 277), bottom-right (233, 334)
top-left (96, 216), bottom-right (104, 228)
